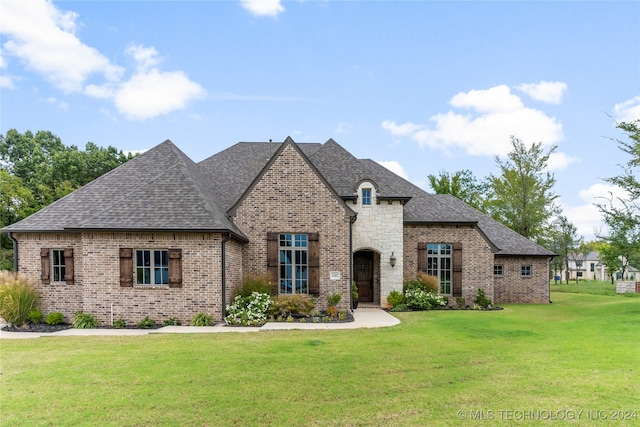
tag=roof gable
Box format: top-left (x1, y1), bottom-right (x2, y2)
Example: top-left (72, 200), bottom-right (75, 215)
top-left (227, 137), bottom-right (355, 217)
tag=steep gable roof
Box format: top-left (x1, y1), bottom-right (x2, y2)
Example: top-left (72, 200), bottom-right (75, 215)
top-left (4, 140), bottom-right (246, 239)
top-left (227, 137), bottom-right (355, 216)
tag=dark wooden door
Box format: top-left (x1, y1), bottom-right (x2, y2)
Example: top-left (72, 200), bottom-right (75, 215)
top-left (354, 252), bottom-right (374, 302)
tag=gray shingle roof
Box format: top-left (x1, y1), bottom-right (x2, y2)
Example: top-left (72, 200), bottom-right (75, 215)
top-left (3, 137), bottom-right (553, 256)
top-left (3, 140), bottom-right (246, 239)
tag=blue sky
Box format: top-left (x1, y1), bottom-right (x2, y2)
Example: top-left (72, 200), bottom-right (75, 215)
top-left (1, 0), bottom-right (639, 240)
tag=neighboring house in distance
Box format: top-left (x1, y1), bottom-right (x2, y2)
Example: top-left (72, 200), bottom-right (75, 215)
top-left (562, 251), bottom-right (638, 281)
top-left (2, 138), bottom-right (555, 325)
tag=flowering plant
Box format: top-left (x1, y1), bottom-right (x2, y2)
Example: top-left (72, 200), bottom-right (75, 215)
top-left (225, 292), bottom-right (273, 326)
top-left (404, 289), bottom-right (448, 310)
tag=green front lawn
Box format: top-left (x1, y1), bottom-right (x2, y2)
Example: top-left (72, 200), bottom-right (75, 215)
top-left (2, 292), bottom-right (639, 426)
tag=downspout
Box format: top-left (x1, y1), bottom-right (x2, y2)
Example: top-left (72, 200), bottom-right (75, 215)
top-left (8, 232), bottom-right (18, 272)
top-left (349, 213), bottom-right (358, 311)
top-left (221, 232), bottom-right (231, 319)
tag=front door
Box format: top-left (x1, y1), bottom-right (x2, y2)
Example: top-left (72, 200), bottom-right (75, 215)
top-left (354, 251), bottom-right (374, 302)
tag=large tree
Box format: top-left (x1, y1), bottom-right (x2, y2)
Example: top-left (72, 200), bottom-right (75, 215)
top-left (1, 129), bottom-right (136, 268)
top-left (544, 215), bottom-right (581, 284)
top-left (427, 169), bottom-right (487, 211)
top-left (486, 136), bottom-right (559, 240)
top-left (595, 120), bottom-right (640, 279)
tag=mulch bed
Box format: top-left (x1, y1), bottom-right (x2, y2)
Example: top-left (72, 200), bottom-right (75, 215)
top-left (2, 323), bottom-right (164, 333)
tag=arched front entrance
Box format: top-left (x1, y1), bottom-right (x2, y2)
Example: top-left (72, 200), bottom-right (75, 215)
top-left (354, 250), bottom-right (378, 303)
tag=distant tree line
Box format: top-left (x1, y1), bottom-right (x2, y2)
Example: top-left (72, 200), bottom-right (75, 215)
top-left (427, 122), bottom-right (640, 284)
top-left (1, 129), bottom-right (137, 269)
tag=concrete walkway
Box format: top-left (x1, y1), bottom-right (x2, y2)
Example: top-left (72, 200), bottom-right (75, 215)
top-left (0, 308), bottom-right (400, 339)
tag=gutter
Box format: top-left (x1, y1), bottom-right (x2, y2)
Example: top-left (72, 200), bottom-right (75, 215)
top-left (349, 213), bottom-right (358, 310)
top-left (221, 232), bottom-right (231, 319)
top-left (8, 232), bottom-right (18, 272)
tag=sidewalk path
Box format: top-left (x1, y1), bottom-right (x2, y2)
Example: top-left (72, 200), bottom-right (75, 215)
top-left (0, 308), bottom-right (399, 339)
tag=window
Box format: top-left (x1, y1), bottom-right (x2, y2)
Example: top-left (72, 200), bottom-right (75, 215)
top-left (136, 250), bottom-right (169, 285)
top-left (279, 234), bottom-right (308, 294)
top-left (577, 271), bottom-right (583, 277)
top-left (52, 249), bottom-right (66, 282)
top-left (362, 188), bottom-right (372, 205)
top-left (427, 243), bottom-right (452, 294)
top-left (521, 265), bottom-right (532, 277)
top-left (494, 264), bottom-right (503, 276)
top-left (590, 263), bottom-right (595, 272)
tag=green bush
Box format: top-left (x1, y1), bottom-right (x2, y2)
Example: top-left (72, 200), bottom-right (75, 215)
top-left (0, 272), bottom-right (40, 326)
top-left (225, 292), bottom-right (273, 326)
top-left (236, 274), bottom-right (276, 297)
top-left (390, 303), bottom-right (408, 312)
top-left (455, 296), bottom-right (466, 308)
top-left (73, 311), bottom-right (98, 329)
top-left (474, 288), bottom-right (492, 309)
top-left (387, 290), bottom-right (405, 308)
top-left (404, 289), bottom-right (448, 310)
top-left (113, 319), bottom-right (127, 329)
top-left (46, 311), bottom-right (64, 325)
top-left (403, 273), bottom-right (439, 294)
top-left (136, 316), bottom-right (157, 329)
top-left (163, 317), bottom-right (182, 326)
top-left (269, 294), bottom-right (315, 318)
top-left (191, 312), bottom-right (213, 326)
top-left (28, 308), bottom-right (44, 324)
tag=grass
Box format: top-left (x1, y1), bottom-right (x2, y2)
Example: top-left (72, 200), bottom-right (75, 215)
top-left (2, 292), bottom-right (639, 426)
top-left (551, 279), bottom-right (640, 297)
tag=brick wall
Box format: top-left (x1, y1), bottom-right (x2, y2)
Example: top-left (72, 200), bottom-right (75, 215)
top-left (403, 224), bottom-right (495, 303)
top-left (14, 231), bottom-right (240, 325)
top-left (494, 256), bottom-right (550, 303)
top-left (232, 143), bottom-right (352, 310)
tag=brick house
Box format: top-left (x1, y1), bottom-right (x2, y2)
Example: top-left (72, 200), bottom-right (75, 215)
top-left (2, 137), bottom-right (554, 325)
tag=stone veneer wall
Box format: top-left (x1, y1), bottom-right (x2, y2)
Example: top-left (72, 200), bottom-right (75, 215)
top-left (494, 256), bottom-right (550, 303)
top-left (14, 231), bottom-right (236, 325)
top-left (403, 224), bottom-right (495, 303)
top-left (351, 181), bottom-right (405, 307)
top-left (232, 143), bottom-right (352, 310)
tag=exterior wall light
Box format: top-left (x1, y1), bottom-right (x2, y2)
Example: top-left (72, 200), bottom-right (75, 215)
top-left (390, 252), bottom-right (396, 268)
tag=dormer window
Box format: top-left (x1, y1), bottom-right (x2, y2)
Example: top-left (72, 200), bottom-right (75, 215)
top-left (362, 188), bottom-right (372, 205)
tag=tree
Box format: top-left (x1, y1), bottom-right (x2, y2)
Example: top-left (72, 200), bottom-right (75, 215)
top-left (1, 129), bottom-right (137, 269)
top-left (569, 241), bottom-right (593, 283)
top-left (486, 136), bottom-right (559, 240)
top-left (427, 169), bottom-right (487, 211)
top-left (595, 120), bottom-right (640, 280)
top-left (545, 215), bottom-right (581, 284)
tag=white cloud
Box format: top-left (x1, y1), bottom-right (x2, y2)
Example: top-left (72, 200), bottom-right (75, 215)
top-left (382, 84), bottom-right (564, 158)
top-left (1, 0), bottom-right (205, 120)
top-left (547, 152), bottom-right (579, 171)
top-left (376, 160), bottom-right (409, 180)
top-left (45, 96), bottom-right (69, 111)
top-left (114, 69), bottom-right (206, 120)
top-left (240, 0), bottom-right (285, 17)
top-left (613, 96), bottom-right (640, 123)
top-left (560, 183), bottom-right (630, 240)
top-left (0, 0), bottom-right (123, 92)
top-left (516, 81), bottom-right (568, 104)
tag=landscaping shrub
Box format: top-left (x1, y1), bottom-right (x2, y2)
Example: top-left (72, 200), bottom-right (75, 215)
top-left (403, 273), bottom-right (439, 294)
top-left (269, 294), bottom-right (316, 318)
top-left (236, 274), bottom-right (276, 297)
top-left (0, 272), bottom-right (40, 326)
top-left (45, 311), bottom-right (64, 325)
top-left (225, 292), bottom-right (272, 326)
top-left (113, 319), bottom-right (127, 329)
top-left (404, 289), bottom-right (448, 310)
top-left (326, 293), bottom-right (341, 318)
top-left (387, 290), bottom-right (404, 308)
top-left (163, 318), bottom-right (181, 326)
top-left (136, 316), bottom-right (157, 329)
top-left (474, 288), bottom-right (492, 309)
top-left (73, 311), bottom-right (98, 329)
top-left (191, 312), bottom-right (213, 326)
top-left (28, 308), bottom-right (44, 324)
